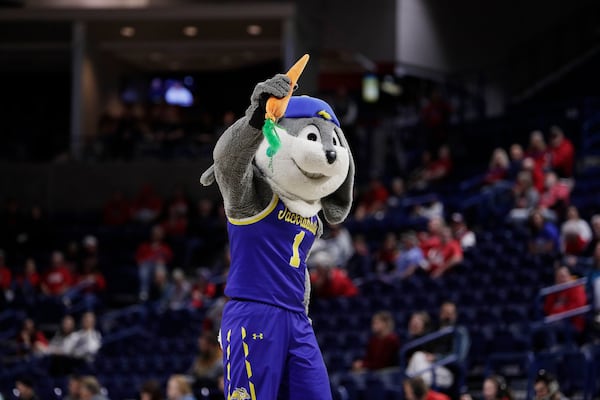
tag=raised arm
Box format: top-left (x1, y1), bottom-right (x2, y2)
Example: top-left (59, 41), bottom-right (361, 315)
top-left (212, 74), bottom-right (291, 217)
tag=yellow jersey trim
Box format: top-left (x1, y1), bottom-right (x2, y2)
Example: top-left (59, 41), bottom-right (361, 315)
top-left (228, 194), bottom-right (279, 225)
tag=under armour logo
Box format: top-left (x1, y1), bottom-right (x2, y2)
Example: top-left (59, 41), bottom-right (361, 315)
top-left (252, 333), bottom-right (264, 340)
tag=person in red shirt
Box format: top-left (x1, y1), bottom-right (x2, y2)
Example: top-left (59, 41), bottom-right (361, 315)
top-left (404, 376), bottom-right (451, 400)
top-left (549, 126), bottom-right (575, 178)
top-left (419, 217), bottom-right (444, 255)
top-left (132, 184), bottom-right (163, 224)
top-left (526, 130), bottom-right (550, 172)
top-left (103, 191), bottom-right (131, 226)
top-left (16, 318), bottom-right (48, 357)
top-left (41, 251), bottom-right (74, 297)
top-left (425, 227), bottom-right (463, 278)
top-left (136, 225), bottom-right (173, 301)
top-left (484, 148), bottom-right (510, 186)
top-left (544, 266), bottom-right (587, 332)
top-left (352, 311), bottom-right (400, 371)
top-left (309, 251), bottom-right (358, 298)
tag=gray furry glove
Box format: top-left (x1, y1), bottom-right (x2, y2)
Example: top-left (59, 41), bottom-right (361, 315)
top-left (246, 74), bottom-right (291, 129)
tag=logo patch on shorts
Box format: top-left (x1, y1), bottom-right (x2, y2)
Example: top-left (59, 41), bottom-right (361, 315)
top-left (252, 333), bottom-right (264, 340)
top-left (231, 387), bottom-right (251, 400)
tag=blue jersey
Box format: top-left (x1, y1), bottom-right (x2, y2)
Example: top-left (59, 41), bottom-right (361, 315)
top-left (225, 195), bottom-right (319, 313)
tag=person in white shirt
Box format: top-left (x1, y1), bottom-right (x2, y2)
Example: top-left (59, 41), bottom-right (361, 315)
top-left (48, 315), bottom-right (78, 355)
top-left (561, 206), bottom-right (592, 255)
top-left (69, 312), bottom-right (102, 362)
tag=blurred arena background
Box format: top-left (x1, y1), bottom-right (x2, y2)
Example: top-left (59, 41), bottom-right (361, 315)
top-left (1, 0), bottom-right (600, 399)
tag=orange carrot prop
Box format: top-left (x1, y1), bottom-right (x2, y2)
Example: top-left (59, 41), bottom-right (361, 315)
top-left (263, 54), bottom-right (310, 157)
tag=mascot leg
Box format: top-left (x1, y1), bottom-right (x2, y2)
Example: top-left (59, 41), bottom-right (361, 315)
top-left (278, 313), bottom-right (332, 400)
top-left (221, 300), bottom-right (287, 399)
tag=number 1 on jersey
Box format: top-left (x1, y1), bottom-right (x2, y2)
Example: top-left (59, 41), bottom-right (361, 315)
top-left (289, 231), bottom-right (306, 268)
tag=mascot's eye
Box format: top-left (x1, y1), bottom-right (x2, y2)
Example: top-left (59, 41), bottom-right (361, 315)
top-left (298, 125), bottom-right (321, 142)
top-left (333, 131), bottom-right (343, 147)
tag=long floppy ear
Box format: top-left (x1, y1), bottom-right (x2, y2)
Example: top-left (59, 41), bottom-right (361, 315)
top-left (200, 164), bottom-right (216, 186)
top-left (322, 128), bottom-right (355, 224)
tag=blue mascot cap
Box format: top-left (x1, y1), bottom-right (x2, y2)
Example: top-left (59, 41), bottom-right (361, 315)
top-left (284, 96), bottom-right (340, 127)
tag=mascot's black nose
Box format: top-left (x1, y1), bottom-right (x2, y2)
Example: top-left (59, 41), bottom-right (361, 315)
top-left (325, 150), bottom-right (337, 164)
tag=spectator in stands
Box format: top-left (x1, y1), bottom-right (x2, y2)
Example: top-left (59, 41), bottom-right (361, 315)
top-left (484, 148), bottom-right (510, 186)
top-left (403, 376), bottom-right (450, 400)
top-left (387, 177), bottom-right (406, 208)
top-left (352, 311), bottom-right (400, 372)
top-left (585, 214), bottom-right (600, 256)
top-left (102, 191), bottom-right (131, 226)
top-left (13, 258), bottom-right (40, 306)
top-left (309, 251), bottom-right (358, 298)
top-left (189, 269), bottom-right (217, 309)
top-left (149, 264), bottom-right (171, 307)
top-left (346, 234), bottom-right (373, 279)
top-left (538, 171), bottom-right (570, 220)
top-left (548, 126), bottom-right (575, 178)
top-left (64, 256), bottom-right (106, 310)
top-left (414, 199), bottom-right (445, 221)
top-left (164, 269), bottom-right (191, 310)
top-left (534, 370), bottom-right (568, 400)
top-left (70, 312), bottom-right (102, 363)
top-left (64, 375), bottom-right (82, 400)
top-left (79, 376), bottom-right (109, 400)
top-left (47, 315), bottom-right (77, 355)
top-left (132, 184), bottom-right (163, 224)
top-left (395, 232), bottom-right (425, 279)
top-left (354, 178), bottom-right (389, 219)
top-left (521, 157), bottom-right (545, 193)
top-left (14, 376), bottom-right (38, 400)
top-left (407, 302), bottom-right (469, 390)
top-left (508, 170), bottom-right (540, 223)
top-left (17, 318), bottom-right (48, 357)
top-left (560, 206), bottom-right (592, 255)
top-left (375, 232), bottom-right (400, 273)
top-left (0, 250), bottom-right (13, 305)
top-left (508, 144), bottom-right (525, 180)
top-left (41, 251), bottom-right (74, 297)
top-left (162, 207), bottom-right (189, 238)
top-left (310, 224), bottom-right (354, 268)
top-left (481, 375), bottom-right (514, 400)
top-left (166, 375), bottom-right (196, 400)
top-left (587, 243), bottom-right (600, 331)
top-left (410, 147), bottom-right (453, 190)
top-left (461, 375), bottom-right (513, 400)
top-left (405, 311), bottom-right (433, 360)
top-left (188, 331), bottom-right (223, 390)
top-left (419, 216), bottom-right (444, 256)
top-left (424, 227), bottom-right (463, 279)
top-left (528, 210), bottom-right (560, 255)
top-left (526, 130), bottom-right (550, 172)
top-left (450, 213), bottom-right (476, 249)
top-left (140, 380), bottom-right (163, 400)
top-left (544, 266), bottom-right (587, 333)
top-left (136, 225), bottom-right (174, 301)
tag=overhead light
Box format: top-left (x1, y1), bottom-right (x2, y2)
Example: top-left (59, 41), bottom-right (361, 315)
top-left (246, 24), bottom-right (262, 36)
top-left (120, 26), bottom-right (136, 38)
top-left (183, 26), bottom-right (198, 37)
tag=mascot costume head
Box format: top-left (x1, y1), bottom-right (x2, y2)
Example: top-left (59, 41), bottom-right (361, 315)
top-left (200, 54), bottom-right (354, 224)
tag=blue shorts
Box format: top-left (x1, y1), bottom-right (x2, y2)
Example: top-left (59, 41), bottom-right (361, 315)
top-left (220, 300), bottom-right (332, 400)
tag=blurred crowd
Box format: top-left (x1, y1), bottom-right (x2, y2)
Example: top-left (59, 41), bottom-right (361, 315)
top-left (1, 84), bottom-right (599, 399)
